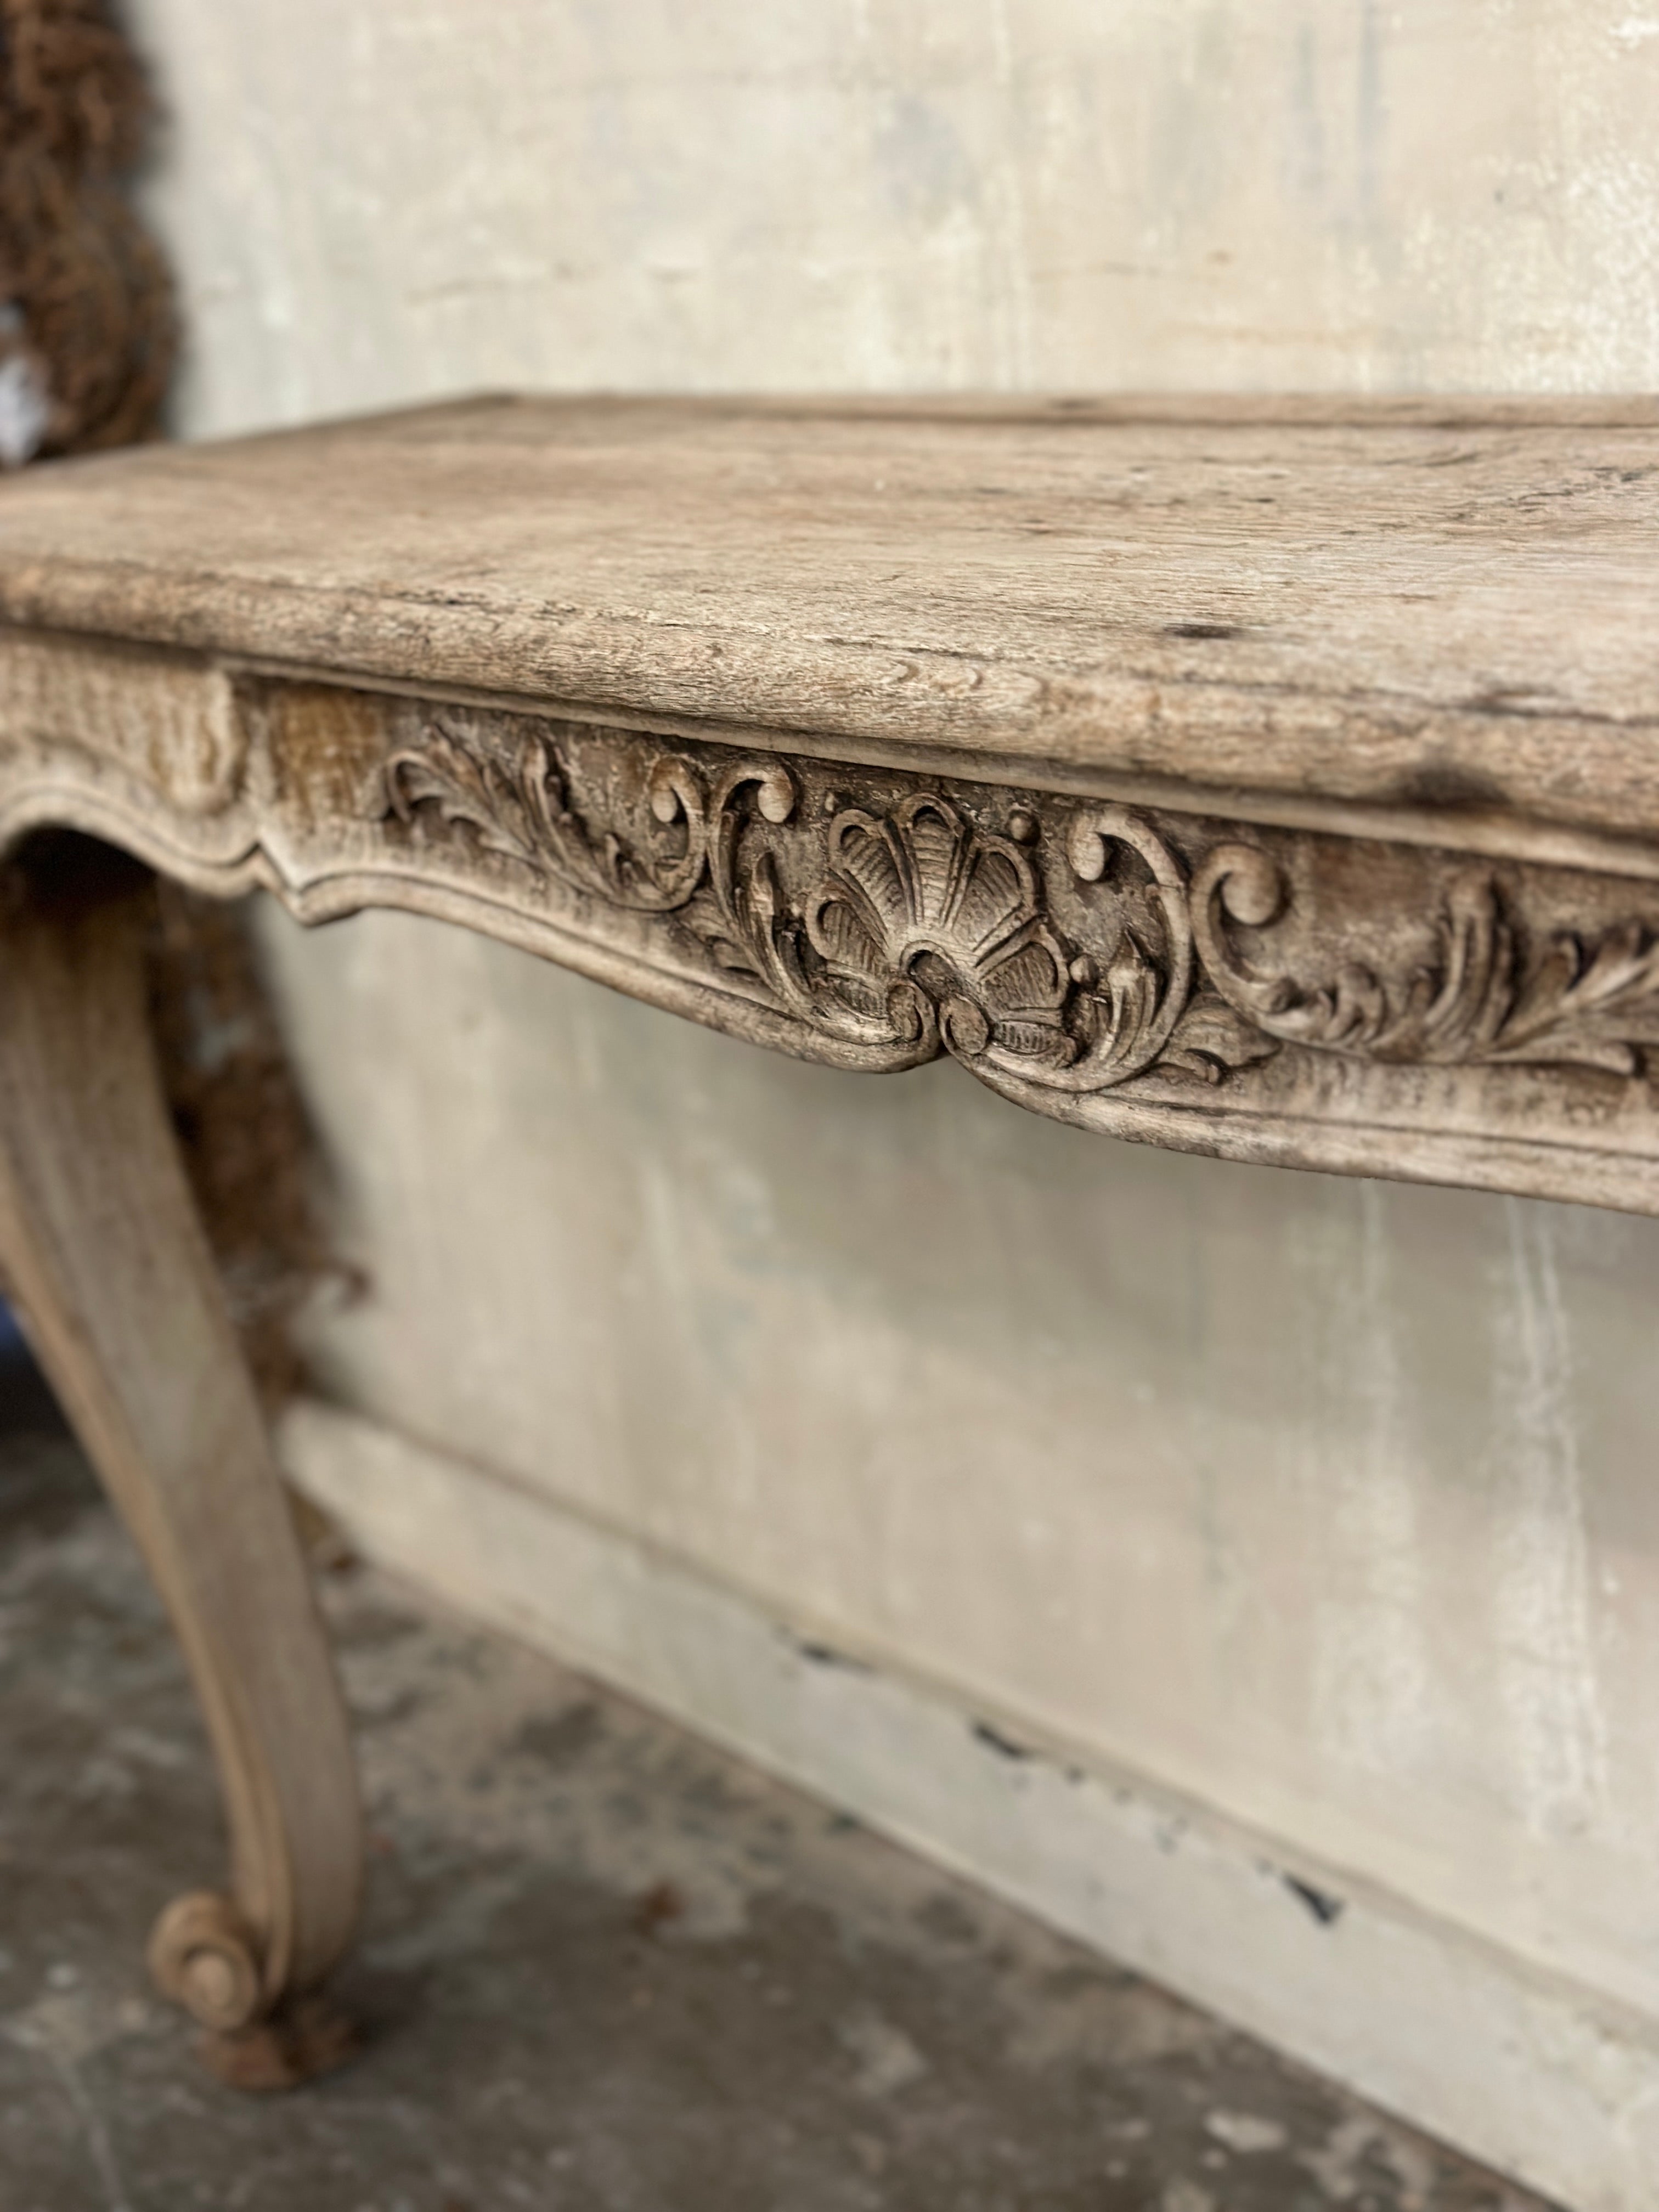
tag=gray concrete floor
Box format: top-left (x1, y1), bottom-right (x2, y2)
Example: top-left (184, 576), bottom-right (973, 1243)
top-left (0, 1347), bottom-right (1560, 2212)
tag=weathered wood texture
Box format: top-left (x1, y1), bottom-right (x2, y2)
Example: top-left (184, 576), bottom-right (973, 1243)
top-left (1, 395), bottom-right (1658, 856)
top-left (4, 394), bottom-right (1659, 2070)
top-left (0, 840), bottom-right (360, 2084)
top-left (2, 397), bottom-right (1659, 1214)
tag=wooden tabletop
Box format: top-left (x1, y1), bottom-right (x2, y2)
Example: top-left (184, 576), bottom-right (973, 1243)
top-left (2, 394), bottom-right (1657, 850)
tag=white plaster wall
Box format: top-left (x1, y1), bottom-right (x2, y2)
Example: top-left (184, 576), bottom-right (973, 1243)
top-left (258, 910), bottom-right (1659, 2026)
top-left (120, 2), bottom-right (1659, 2195)
top-left (133, 0), bottom-right (1659, 427)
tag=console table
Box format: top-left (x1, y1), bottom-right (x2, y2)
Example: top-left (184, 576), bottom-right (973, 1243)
top-left (2, 393), bottom-right (1657, 2085)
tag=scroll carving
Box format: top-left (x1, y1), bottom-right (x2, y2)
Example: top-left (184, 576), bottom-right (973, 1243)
top-left (1193, 845), bottom-right (1659, 1077)
top-left (384, 717), bottom-right (734, 911)
top-left (378, 710), bottom-right (1659, 1101)
top-left (379, 716), bottom-right (1256, 1093)
top-left (5, 655), bottom-right (1659, 1216)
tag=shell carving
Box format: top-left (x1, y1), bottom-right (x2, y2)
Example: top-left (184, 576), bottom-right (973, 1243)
top-left (806, 797), bottom-right (1075, 1065)
top-left (380, 708), bottom-right (1659, 1109)
top-left (380, 724), bottom-right (1223, 1088)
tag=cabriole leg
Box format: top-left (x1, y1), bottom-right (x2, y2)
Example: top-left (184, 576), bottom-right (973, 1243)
top-left (0, 836), bottom-right (362, 2089)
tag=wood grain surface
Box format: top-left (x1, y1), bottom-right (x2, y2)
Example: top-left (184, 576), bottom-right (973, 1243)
top-left (1, 395), bottom-right (1657, 853)
top-left (4, 396), bottom-right (1659, 2075)
top-left (0, 842), bottom-right (360, 2082)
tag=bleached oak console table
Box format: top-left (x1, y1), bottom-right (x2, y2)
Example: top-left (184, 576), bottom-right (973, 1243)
top-left (2, 393), bottom-right (1658, 2084)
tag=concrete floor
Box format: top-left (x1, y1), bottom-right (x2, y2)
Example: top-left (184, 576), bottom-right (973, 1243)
top-left (0, 1348), bottom-right (1559, 2212)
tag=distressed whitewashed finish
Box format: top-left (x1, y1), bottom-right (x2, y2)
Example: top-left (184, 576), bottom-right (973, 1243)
top-left (2, 393), bottom-right (1658, 2066)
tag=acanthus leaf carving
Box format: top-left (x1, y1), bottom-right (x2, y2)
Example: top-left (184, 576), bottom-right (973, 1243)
top-left (378, 709), bottom-right (1659, 1101)
top-left (383, 713), bottom-right (722, 913)
top-left (1039, 805), bottom-right (1199, 1087)
top-left (381, 718), bottom-right (1223, 1087)
top-left (383, 719), bottom-right (550, 869)
top-left (1191, 844), bottom-right (1659, 1076)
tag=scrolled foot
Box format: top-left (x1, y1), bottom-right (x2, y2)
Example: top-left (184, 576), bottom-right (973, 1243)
top-left (148, 1889), bottom-right (266, 2033)
top-left (148, 1891), bottom-right (358, 2089)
